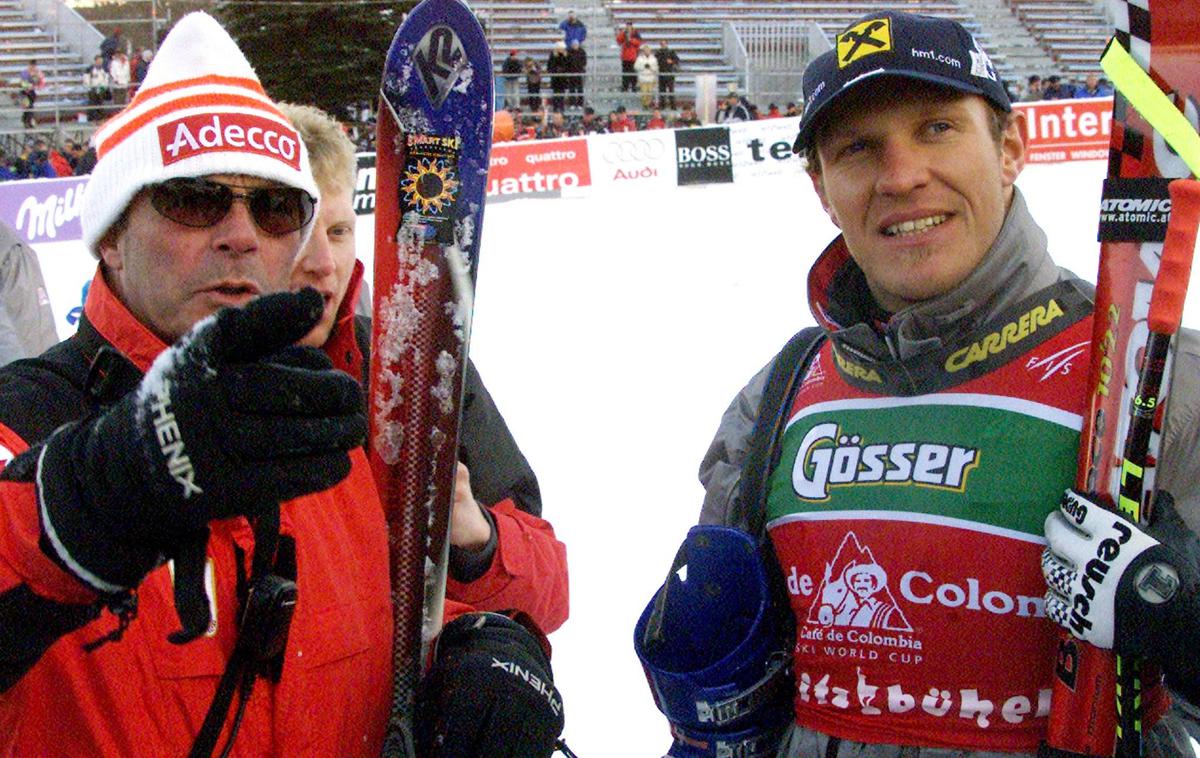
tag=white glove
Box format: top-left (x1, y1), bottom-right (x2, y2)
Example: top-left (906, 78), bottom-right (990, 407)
top-left (1042, 489), bottom-right (1191, 656)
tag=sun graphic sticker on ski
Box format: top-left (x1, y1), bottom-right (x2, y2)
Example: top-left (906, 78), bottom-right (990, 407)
top-left (368, 0), bottom-right (492, 753)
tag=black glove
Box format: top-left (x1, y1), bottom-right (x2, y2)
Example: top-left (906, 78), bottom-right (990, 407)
top-left (418, 612), bottom-right (564, 758)
top-left (36, 289), bottom-right (367, 595)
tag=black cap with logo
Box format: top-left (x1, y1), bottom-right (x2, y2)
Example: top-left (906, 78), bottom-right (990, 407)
top-left (792, 11), bottom-right (1011, 153)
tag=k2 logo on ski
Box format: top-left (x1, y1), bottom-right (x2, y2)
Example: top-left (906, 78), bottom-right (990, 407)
top-left (415, 25), bottom-right (468, 109)
top-left (792, 422), bottom-right (980, 501)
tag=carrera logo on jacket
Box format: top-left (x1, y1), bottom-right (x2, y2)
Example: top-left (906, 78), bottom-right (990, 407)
top-left (149, 379), bottom-right (203, 497)
top-left (945, 299), bottom-right (1065, 373)
top-left (158, 113), bottom-right (302, 169)
top-left (792, 422), bottom-right (979, 501)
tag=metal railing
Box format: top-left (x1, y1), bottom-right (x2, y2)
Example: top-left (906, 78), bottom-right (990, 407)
top-left (721, 20), bottom-right (830, 106)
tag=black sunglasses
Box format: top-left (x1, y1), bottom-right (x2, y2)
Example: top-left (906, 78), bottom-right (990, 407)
top-left (149, 177), bottom-right (316, 236)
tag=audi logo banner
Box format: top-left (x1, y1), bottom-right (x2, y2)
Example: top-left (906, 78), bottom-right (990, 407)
top-left (587, 131), bottom-right (677, 190)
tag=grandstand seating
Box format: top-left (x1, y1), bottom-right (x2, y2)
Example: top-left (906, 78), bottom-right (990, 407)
top-left (1007, 0), bottom-right (1108, 76)
top-left (0, 0), bottom-right (92, 131)
top-left (479, 0), bottom-right (1022, 112)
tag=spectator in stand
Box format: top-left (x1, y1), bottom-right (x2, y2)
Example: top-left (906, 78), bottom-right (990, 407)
top-left (18, 140), bottom-right (56, 179)
top-left (109, 50), bottom-right (131, 106)
top-left (547, 41), bottom-right (569, 112)
top-left (569, 105), bottom-right (604, 135)
top-left (1043, 74), bottom-right (1072, 99)
top-left (634, 45), bottom-right (659, 109)
top-left (559, 8), bottom-right (587, 48)
top-left (500, 50), bottom-right (522, 111)
top-left (132, 49), bottom-right (153, 90)
top-left (655, 40), bottom-right (680, 110)
top-left (765, 102), bottom-right (782, 118)
top-left (616, 21), bottom-right (642, 94)
top-left (785, 101), bottom-right (801, 117)
top-left (524, 56), bottom-right (543, 113)
top-left (18, 60), bottom-right (44, 130)
top-left (1022, 74), bottom-right (1043, 102)
top-left (645, 108), bottom-right (666, 129)
top-left (0, 149), bottom-right (17, 181)
top-left (0, 219), bottom-right (58, 367)
top-left (99, 25), bottom-right (125, 68)
top-left (83, 54), bottom-right (111, 121)
top-left (565, 40), bottom-right (586, 109)
top-left (539, 110), bottom-right (567, 139)
top-left (1075, 72), bottom-right (1114, 98)
top-left (674, 103), bottom-right (700, 128)
top-left (71, 141), bottom-right (97, 175)
top-left (609, 106), bottom-right (636, 133)
top-left (716, 89), bottom-right (751, 122)
top-left (42, 139), bottom-right (72, 177)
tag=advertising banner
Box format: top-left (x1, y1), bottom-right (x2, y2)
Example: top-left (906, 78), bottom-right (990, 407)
top-left (0, 176), bottom-right (89, 246)
top-left (1014, 97), bottom-right (1112, 164)
top-left (675, 126), bottom-right (734, 185)
top-left (486, 137), bottom-right (591, 198)
top-left (587, 130), bottom-right (677, 190)
top-left (354, 152), bottom-right (376, 215)
top-left (729, 116), bottom-right (805, 180)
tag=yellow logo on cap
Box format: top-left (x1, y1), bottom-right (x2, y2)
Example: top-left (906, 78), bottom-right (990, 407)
top-left (837, 18), bottom-right (892, 68)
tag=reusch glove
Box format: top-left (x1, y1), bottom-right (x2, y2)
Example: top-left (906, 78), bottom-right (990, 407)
top-left (1042, 489), bottom-right (1200, 668)
top-left (417, 612), bottom-right (564, 758)
top-left (36, 288), bottom-right (367, 596)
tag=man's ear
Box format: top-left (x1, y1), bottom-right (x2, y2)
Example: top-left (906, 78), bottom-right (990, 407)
top-left (97, 224), bottom-right (124, 271)
top-left (1000, 110), bottom-right (1027, 188)
top-left (808, 165), bottom-right (841, 229)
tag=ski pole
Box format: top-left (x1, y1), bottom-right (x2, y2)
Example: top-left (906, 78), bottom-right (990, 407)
top-left (1111, 178), bottom-right (1200, 757)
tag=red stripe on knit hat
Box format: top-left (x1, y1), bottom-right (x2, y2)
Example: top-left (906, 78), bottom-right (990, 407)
top-left (97, 91), bottom-right (290, 159)
top-left (127, 74), bottom-right (269, 111)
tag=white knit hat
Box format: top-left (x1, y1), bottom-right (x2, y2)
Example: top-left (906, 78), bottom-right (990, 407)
top-left (82, 12), bottom-right (318, 254)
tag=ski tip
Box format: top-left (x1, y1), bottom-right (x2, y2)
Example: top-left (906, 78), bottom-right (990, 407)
top-left (1149, 179), bottom-right (1200, 334)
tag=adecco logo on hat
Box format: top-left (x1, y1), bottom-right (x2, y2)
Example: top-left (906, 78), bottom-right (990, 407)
top-left (158, 112), bottom-right (302, 170)
top-left (837, 18), bottom-right (892, 68)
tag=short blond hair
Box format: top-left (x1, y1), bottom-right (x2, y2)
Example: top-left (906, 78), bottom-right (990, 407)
top-left (278, 102), bottom-right (357, 194)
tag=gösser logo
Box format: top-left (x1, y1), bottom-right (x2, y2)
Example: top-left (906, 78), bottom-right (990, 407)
top-left (792, 422), bottom-right (979, 501)
top-left (602, 138), bottom-right (666, 163)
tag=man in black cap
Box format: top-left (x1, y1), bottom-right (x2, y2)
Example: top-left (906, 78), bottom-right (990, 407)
top-left (647, 10), bottom-right (1200, 758)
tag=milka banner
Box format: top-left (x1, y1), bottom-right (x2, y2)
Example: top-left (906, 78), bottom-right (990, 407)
top-left (1, 176), bottom-right (88, 246)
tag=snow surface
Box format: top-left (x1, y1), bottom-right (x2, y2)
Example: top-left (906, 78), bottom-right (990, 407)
top-left (437, 158), bottom-right (1200, 755)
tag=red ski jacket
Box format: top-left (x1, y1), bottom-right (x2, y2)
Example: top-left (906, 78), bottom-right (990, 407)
top-left (0, 270), bottom-right (393, 756)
